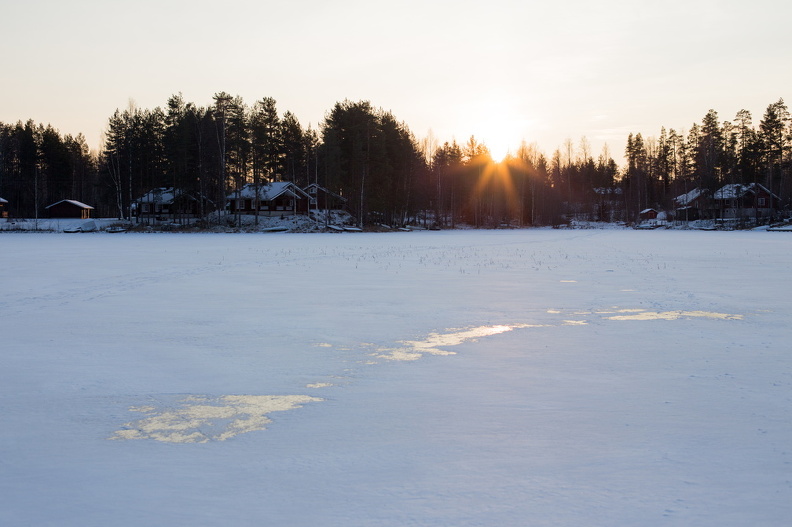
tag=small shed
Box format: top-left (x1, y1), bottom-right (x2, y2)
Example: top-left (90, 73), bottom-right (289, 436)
top-left (0, 197), bottom-right (7, 218)
top-left (46, 199), bottom-right (94, 219)
top-left (639, 208), bottom-right (658, 220)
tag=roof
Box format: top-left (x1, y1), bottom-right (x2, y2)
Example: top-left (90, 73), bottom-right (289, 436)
top-left (0, 197), bottom-right (7, 204)
top-left (136, 187), bottom-right (208, 206)
top-left (137, 187), bottom-right (179, 204)
top-left (45, 199), bottom-right (94, 210)
top-left (231, 182), bottom-right (310, 201)
top-left (593, 187), bottom-right (623, 196)
top-left (640, 208), bottom-right (657, 214)
top-left (713, 183), bottom-right (779, 200)
top-left (674, 188), bottom-right (707, 207)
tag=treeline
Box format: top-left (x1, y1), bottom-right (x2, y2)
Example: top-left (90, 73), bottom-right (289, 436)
top-left (1, 95), bottom-right (789, 226)
top-left (0, 121), bottom-right (97, 218)
top-left (621, 99), bottom-right (791, 220)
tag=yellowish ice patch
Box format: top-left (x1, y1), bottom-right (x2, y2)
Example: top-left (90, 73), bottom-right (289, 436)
top-left (607, 310), bottom-right (743, 321)
top-left (109, 394), bottom-right (322, 443)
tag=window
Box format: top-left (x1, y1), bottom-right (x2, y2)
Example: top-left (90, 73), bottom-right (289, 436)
top-left (758, 197), bottom-right (767, 207)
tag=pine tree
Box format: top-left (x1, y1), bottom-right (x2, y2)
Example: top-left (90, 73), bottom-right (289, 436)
top-left (759, 98), bottom-right (790, 214)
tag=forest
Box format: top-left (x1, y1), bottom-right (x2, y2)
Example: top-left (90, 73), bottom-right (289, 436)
top-left (0, 94), bottom-right (790, 228)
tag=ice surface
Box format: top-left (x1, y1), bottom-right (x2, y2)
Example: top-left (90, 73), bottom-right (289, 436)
top-left (1, 229), bottom-right (790, 526)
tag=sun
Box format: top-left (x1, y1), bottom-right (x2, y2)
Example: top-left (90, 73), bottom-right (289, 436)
top-left (456, 90), bottom-right (539, 164)
top-left (485, 138), bottom-right (512, 163)
top-left (473, 113), bottom-right (515, 163)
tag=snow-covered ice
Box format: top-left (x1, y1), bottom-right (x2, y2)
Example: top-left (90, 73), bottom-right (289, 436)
top-left (1, 229), bottom-right (790, 526)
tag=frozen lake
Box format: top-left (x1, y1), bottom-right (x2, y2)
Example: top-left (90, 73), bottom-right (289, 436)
top-left (1, 229), bottom-right (791, 526)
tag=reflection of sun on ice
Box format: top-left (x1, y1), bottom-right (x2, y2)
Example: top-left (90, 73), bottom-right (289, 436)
top-left (377, 323), bottom-right (544, 361)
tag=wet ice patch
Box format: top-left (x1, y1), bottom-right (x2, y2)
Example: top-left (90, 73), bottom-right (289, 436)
top-left (109, 394), bottom-right (322, 443)
top-left (606, 310), bottom-right (743, 321)
top-left (306, 382), bottom-right (334, 389)
top-left (376, 323), bottom-right (543, 361)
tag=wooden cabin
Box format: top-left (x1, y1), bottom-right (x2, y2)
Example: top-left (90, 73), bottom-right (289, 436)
top-left (134, 187), bottom-right (203, 221)
top-left (227, 182), bottom-right (310, 216)
top-left (673, 188), bottom-right (710, 221)
top-left (46, 200), bottom-right (94, 219)
top-left (713, 183), bottom-right (780, 220)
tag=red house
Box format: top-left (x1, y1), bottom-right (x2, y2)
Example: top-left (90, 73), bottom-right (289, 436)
top-left (639, 208), bottom-right (658, 220)
top-left (713, 183), bottom-right (780, 220)
top-left (674, 188), bottom-right (710, 221)
top-left (227, 182), bottom-right (311, 216)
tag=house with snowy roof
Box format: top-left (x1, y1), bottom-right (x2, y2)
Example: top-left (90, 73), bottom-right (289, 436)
top-left (712, 183), bottom-right (779, 220)
top-left (0, 197), bottom-right (7, 218)
top-left (227, 182), bottom-right (311, 216)
top-left (639, 208), bottom-right (658, 220)
top-left (45, 199), bottom-right (94, 219)
top-left (673, 188), bottom-right (710, 221)
top-left (133, 187), bottom-right (206, 221)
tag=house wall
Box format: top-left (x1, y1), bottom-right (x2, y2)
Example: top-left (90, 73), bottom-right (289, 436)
top-left (639, 210), bottom-right (658, 220)
top-left (229, 196), bottom-right (308, 215)
top-left (136, 201), bottom-right (199, 219)
top-left (716, 206), bottom-right (773, 220)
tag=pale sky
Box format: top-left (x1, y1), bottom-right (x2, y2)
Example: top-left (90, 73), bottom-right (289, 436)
top-left (2, 0), bottom-right (790, 163)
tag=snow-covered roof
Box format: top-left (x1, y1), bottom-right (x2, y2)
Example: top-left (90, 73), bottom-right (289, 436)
top-left (45, 199), bottom-right (94, 209)
top-left (0, 197), bottom-right (7, 204)
top-left (713, 183), bottom-right (778, 200)
top-left (136, 187), bottom-right (206, 205)
top-left (640, 208), bottom-right (657, 214)
top-left (674, 188), bottom-right (707, 207)
top-left (137, 187), bottom-right (179, 204)
top-left (593, 187), bottom-right (622, 196)
top-left (230, 182), bottom-right (310, 201)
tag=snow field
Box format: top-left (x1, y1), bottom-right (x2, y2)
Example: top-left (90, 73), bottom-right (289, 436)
top-left (1, 229), bottom-right (790, 526)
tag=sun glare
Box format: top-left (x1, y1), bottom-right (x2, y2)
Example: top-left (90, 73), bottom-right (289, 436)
top-left (464, 92), bottom-right (526, 163)
top-left (477, 116), bottom-right (516, 163)
top-left (487, 140), bottom-right (511, 163)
